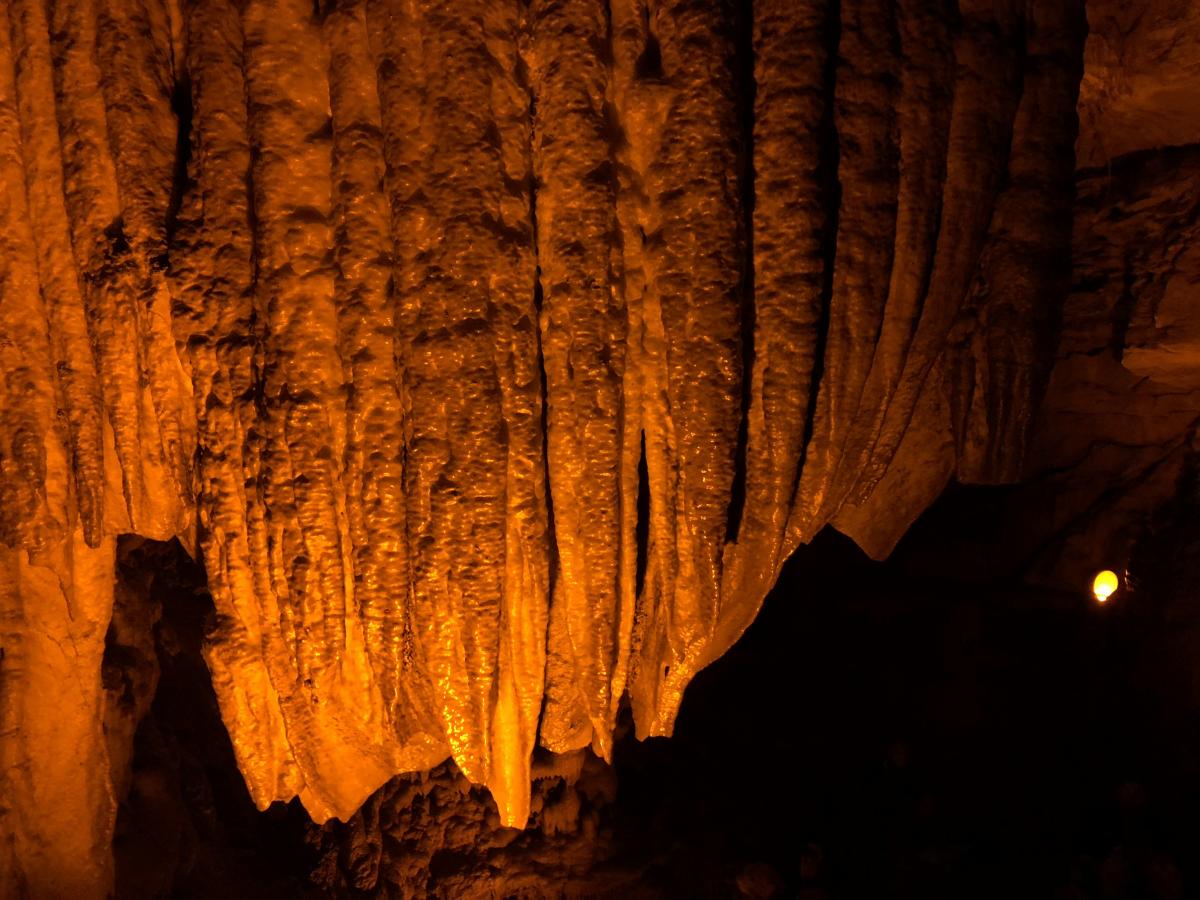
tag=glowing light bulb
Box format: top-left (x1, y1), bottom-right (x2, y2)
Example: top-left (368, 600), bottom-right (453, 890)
top-left (1092, 569), bottom-right (1119, 603)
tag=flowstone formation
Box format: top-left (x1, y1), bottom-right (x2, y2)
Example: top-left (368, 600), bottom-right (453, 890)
top-left (0, 0), bottom-right (1087, 895)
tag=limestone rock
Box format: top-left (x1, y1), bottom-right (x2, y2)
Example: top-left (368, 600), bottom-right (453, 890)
top-left (1078, 0), bottom-right (1200, 168)
top-left (1011, 145), bottom-right (1200, 591)
top-left (0, 1), bottom-right (1101, 894)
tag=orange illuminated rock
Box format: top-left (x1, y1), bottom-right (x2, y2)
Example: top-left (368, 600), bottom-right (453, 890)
top-left (0, 0), bottom-right (1099, 894)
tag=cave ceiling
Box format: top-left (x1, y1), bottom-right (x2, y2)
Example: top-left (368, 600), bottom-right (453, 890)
top-left (2, 0), bottom-right (1197, 896)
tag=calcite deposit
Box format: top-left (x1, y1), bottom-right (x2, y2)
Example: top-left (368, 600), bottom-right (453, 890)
top-left (0, 0), bottom-right (1108, 895)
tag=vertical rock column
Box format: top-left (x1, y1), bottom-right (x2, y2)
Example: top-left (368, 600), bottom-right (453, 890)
top-left (172, 0), bottom-right (301, 813)
top-left (179, 0), bottom-right (550, 828)
top-left (0, 537), bottom-right (119, 899)
top-left (527, 0), bottom-right (631, 761)
top-left (366, 0), bottom-right (549, 826)
top-left (607, 0), bottom-right (747, 739)
top-left (0, 0), bottom-right (191, 895)
top-left (717, 0), bottom-right (831, 666)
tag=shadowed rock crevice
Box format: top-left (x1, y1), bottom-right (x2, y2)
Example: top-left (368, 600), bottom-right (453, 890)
top-left (105, 539), bottom-right (313, 898)
top-left (724, 0), bottom-right (758, 546)
top-left (164, 75), bottom-right (194, 254)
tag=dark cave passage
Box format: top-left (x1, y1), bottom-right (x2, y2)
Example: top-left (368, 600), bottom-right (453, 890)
top-left (613, 491), bottom-right (1200, 899)
top-left (105, 540), bottom-right (312, 898)
top-left (107, 469), bottom-right (1200, 898)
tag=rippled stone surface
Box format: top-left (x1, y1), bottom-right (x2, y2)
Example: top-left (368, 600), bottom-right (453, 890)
top-left (0, 1), bottom-right (1096, 894)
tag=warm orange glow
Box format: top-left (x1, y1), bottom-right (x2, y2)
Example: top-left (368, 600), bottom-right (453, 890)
top-left (1092, 569), bottom-right (1120, 603)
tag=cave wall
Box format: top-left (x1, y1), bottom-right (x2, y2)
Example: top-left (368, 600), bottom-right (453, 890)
top-left (990, 145), bottom-right (1200, 591)
top-left (920, 0), bottom-right (1200, 593)
top-left (1077, 0), bottom-right (1200, 169)
top-left (0, 0), bottom-right (1118, 895)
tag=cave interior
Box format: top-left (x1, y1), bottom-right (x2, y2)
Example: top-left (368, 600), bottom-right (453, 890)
top-left (1, 0), bottom-right (1200, 897)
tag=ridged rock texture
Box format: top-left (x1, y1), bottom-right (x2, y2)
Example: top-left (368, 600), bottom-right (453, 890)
top-left (0, 1), bottom-right (1088, 895)
top-left (1077, 0), bottom-right (1200, 168)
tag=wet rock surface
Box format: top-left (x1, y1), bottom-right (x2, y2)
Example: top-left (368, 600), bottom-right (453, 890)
top-left (0, 0), bottom-right (1197, 895)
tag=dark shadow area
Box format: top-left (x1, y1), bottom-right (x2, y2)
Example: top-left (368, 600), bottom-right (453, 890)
top-left (108, 539), bottom-right (314, 899)
top-left (609, 473), bottom-right (1200, 899)
top-left (111, 469), bottom-right (1200, 897)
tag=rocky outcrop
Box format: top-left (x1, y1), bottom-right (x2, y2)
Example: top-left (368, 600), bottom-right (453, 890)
top-left (308, 751), bottom-right (626, 897)
top-left (0, 0), bottom-right (1105, 895)
top-left (0, 0), bottom-right (191, 894)
top-left (979, 145), bottom-right (1200, 592)
top-left (1078, 0), bottom-right (1200, 168)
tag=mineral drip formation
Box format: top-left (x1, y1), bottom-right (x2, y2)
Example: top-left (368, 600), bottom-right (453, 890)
top-left (0, 0), bottom-right (1085, 894)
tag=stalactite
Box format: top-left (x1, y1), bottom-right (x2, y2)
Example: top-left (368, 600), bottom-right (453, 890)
top-left (0, 0), bottom-right (1092, 893)
top-left (527, 0), bottom-right (629, 764)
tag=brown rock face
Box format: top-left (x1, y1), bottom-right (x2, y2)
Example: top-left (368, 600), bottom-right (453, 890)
top-left (979, 144), bottom-right (1200, 594)
top-left (1077, 0), bottom-right (1200, 168)
top-left (0, 1), bottom-right (1095, 894)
